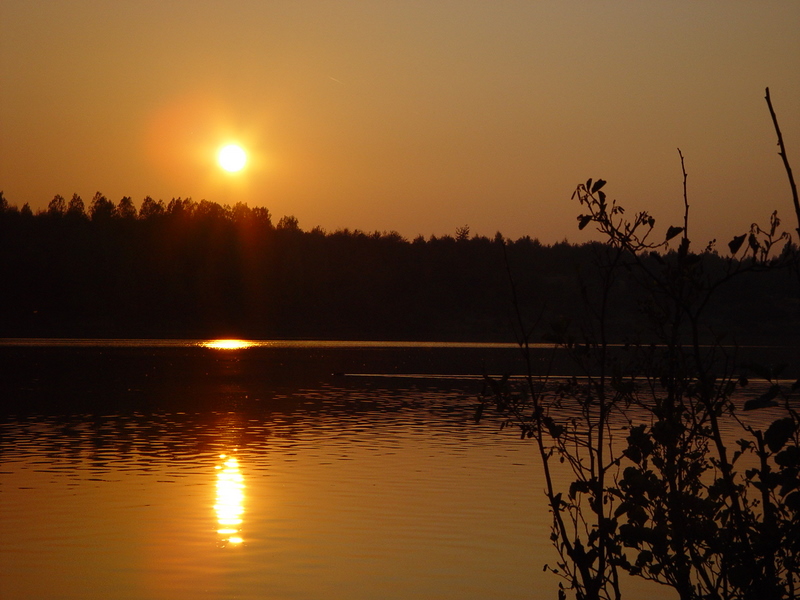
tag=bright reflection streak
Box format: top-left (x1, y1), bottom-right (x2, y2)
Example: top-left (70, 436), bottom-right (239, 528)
top-left (215, 453), bottom-right (245, 546)
top-left (201, 339), bottom-right (255, 350)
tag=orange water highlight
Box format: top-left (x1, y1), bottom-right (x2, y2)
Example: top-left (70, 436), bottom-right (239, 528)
top-left (201, 339), bottom-right (256, 350)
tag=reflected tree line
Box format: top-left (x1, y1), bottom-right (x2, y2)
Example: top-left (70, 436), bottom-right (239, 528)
top-left (1, 191), bottom-right (798, 343)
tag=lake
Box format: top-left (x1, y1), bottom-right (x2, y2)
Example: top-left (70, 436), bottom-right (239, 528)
top-left (0, 340), bottom-right (786, 600)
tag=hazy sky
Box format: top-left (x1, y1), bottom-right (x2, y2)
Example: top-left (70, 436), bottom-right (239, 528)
top-left (2, 1), bottom-right (798, 244)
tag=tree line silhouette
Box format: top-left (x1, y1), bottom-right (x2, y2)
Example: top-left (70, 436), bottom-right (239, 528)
top-left (1, 191), bottom-right (798, 343)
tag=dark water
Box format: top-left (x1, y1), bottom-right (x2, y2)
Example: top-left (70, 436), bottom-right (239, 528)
top-left (0, 340), bottom-right (788, 600)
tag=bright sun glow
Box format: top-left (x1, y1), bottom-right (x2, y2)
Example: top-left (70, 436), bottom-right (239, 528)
top-left (217, 144), bottom-right (247, 172)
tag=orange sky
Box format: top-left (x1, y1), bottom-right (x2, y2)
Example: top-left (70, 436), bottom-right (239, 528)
top-left (1, 1), bottom-right (798, 245)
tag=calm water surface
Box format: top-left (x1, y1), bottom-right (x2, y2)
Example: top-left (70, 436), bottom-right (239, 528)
top-left (1, 340), bottom-right (782, 600)
top-left (2, 393), bottom-right (543, 599)
top-left (0, 340), bottom-right (547, 600)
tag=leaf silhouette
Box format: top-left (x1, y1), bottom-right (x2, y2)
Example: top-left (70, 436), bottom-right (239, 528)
top-left (764, 418), bottom-right (796, 453)
top-left (578, 215), bottom-right (592, 230)
top-left (728, 234), bottom-right (746, 254)
top-left (665, 226), bottom-right (683, 241)
top-left (744, 384), bottom-right (780, 410)
top-left (591, 179), bottom-right (607, 194)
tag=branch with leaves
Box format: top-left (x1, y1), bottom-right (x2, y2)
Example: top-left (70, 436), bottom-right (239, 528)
top-left (479, 89), bottom-right (800, 600)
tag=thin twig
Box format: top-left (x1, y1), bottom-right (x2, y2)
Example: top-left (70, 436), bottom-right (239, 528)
top-left (765, 87), bottom-right (800, 239)
top-left (678, 148), bottom-right (689, 243)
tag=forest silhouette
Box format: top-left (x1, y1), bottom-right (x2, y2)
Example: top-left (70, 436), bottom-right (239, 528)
top-left (1, 191), bottom-right (797, 344)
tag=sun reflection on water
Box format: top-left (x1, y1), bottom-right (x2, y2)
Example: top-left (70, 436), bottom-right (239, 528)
top-left (215, 453), bottom-right (245, 546)
top-left (201, 339), bottom-right (256, 350)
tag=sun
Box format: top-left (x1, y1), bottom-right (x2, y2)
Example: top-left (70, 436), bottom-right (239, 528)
top-left (217, 144), bottom-right (247, 172)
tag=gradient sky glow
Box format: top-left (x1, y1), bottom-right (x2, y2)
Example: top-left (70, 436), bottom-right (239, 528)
top-left (1, 1), bottom-right (799, 244)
